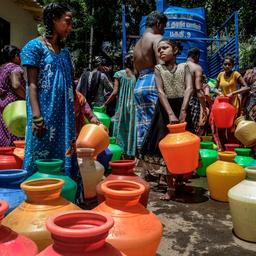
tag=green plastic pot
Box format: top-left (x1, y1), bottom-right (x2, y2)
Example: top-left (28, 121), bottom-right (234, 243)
top-left (108, 137), bottom-right (122, 161)
top-left (200, 141), bottom-right (214, 149)
top-left (234, 148), bottom-right (254, 168)
top-left (93, 106), bottom-right (111, 128)
top-left (2, 100), bottom-right (26, 137)
top-left (197, 141), bottom-right (218, 176)
top-left (26, 159), bottom-right (77, 202)
top-left (208, 78), bottom-right (217, 89)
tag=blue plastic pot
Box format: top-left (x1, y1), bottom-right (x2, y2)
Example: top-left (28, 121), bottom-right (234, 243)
top-left (0, 169), bottom-right (27, 214)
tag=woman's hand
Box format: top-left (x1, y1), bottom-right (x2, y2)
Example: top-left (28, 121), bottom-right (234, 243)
top-left (32, 118), bottom-right (47, 138)
top-left (179, 110), bottom-right (187, 123)
top-left (226, 92), bottom-right (233, 98)
top-left (90, 116), bottom-right (100, 125)
top-left (168, 114), bottom-right (179, 124)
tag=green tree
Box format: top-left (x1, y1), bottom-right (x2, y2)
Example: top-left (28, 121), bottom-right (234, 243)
top-left (37, 0), bottom-right (256, 70)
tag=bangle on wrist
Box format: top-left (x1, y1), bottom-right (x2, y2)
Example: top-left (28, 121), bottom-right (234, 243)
top-left (33, 116), bottom-right (44, 124)
top-left (33, 121), bottom-right (44, 127)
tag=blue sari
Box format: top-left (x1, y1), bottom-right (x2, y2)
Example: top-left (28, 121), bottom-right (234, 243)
top-left (21, 38), bottom-right (79, 180)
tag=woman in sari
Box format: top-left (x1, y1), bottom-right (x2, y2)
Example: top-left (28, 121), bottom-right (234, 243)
top-left (0, 45), bottom-right (25, 146)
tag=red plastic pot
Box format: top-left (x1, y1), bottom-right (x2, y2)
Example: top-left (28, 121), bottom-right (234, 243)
top-left (212, 97), bottom-right (236, 128)
top-left (96, 160), bottom-right (150, 207)
top-left (0, 147), bottom-right (22, 169)
top-left (37, 210), bottom-right (125, 256)
top-left (0, 200), bottom-right (38, 255)
top-left (225, 144), bottom-right (240, 152)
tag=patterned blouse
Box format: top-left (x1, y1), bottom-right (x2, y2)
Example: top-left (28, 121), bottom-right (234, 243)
top-left (155, 63), bottom-right (187, 99)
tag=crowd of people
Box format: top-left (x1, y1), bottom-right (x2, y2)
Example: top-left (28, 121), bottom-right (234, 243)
top-left (0, 3), bottom-right (255, 201)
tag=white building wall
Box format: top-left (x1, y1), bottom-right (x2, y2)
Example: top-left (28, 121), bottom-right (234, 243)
top-left (0, 0), bottom-right (38, 48)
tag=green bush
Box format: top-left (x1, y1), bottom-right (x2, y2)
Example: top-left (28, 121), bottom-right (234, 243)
top-left (240, 36), bottom-right (256, 69)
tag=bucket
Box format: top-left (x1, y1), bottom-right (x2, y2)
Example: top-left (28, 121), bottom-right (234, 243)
top-left (3, 100), bottom-right (26, 137)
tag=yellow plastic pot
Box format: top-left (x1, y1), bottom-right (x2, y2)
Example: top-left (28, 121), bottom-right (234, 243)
top-left (2, 101), bottom-right (26, 137)
top-left (206, 151), bottom-right (245, 202)
top-left (234, 116), bottom-right (256, 147)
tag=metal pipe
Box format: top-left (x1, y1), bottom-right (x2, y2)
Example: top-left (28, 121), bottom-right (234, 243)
top-left (121, 0), bottom-right (127, 67)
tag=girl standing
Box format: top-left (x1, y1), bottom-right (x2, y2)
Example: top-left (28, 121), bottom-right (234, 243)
top-left (213, 56), bottom-right (249, 150)
top-left (214, 56), bottom-right (248, 113)
top-left (141, 39), bottom-right (194, 200)
top-left (103, 53), bottom-right (137, 157)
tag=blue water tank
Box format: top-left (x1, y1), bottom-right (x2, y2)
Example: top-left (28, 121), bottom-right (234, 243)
top-left (139, 6), bottom-right (208, 74)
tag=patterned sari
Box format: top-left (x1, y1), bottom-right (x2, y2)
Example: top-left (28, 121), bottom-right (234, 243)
top-left (0, 63), bottom-right (25, 146)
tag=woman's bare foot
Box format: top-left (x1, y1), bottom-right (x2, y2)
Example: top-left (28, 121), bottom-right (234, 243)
top-left (160, 189), bottom-right (175, 201)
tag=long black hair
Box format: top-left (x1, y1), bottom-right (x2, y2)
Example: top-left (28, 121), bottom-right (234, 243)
top-left (0, 45), bottom-right (20, 65)
top-left (43, 3), bottom-right (71, 39)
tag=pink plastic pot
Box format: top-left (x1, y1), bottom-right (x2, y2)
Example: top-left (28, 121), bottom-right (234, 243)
top-left (0, 200), bottom-right (38, 255)
top-left (37, 210), bottom-right (125, 256)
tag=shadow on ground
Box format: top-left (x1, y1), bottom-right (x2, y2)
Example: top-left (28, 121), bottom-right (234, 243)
top-left (80, 168), bottom-right (256, 256)
top-left (148, 176), bottom-right (256, 256)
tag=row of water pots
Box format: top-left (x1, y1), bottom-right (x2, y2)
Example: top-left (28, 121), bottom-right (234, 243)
top-left (157, 121), bottom-right (256, 243)
top-left (0, 177), bottom-right (162, 255)
top-left (0, 121), bottom-right (200, 255)
top-left (197, 140), bottom-right (255, 177)
top-left (208, 161), bottom-right (256, 242)
top-left (201, 148), bottom-right (256, 242)
top-left (0, 135), bottom-right (122, 171)
top-left (0, 154), bottom-right (150, 212)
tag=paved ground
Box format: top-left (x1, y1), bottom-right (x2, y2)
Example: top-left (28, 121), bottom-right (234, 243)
top-left (148, 176), bottom-right (256, 256)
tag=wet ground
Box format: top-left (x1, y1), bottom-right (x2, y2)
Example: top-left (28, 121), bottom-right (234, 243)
top-left (148, 176), bottom-right (256, 256)
top-left (81, 168), bottom-right (256, 256)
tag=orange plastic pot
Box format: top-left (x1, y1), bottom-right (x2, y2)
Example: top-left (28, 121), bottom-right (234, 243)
top-left (2, 178), bottom-right (80, 251)
top-left (13, 140), bottom-right (25, 160)
top-left (96, 160), bottom-right (150, 207)
top-left (13, 140), bottom-right (25, 167)
top-left (94, 180), bottom-right (162, 256)
top-left (159, 122), bottom-right (200, 174)
top-left (0, 147), bottom-right (22, 169)
top-left (37, 210), bottom-right (126, 256)
top-left (76, 124), bottom-right (109, 156)
top-left (0, 200), bottom-right (38, 255)
top-left (206, 152), bottom-right (245, 202)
